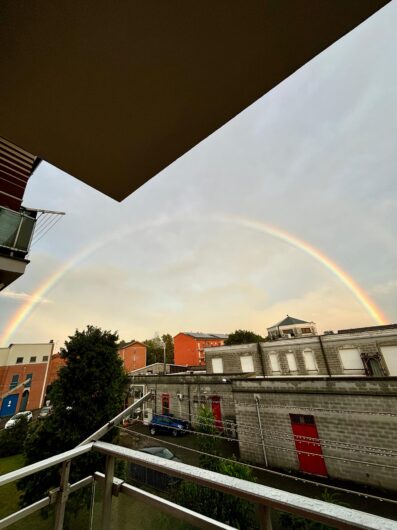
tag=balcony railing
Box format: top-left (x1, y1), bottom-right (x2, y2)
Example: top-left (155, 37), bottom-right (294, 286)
top-left (1, 394), bottom-right (396, 530)
top-left (0, 205), bottom-right (36, 255)
top-left (1, 440), bottom-right (397, 530)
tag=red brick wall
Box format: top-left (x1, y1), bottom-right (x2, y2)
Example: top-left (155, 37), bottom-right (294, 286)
top-left (174, 334), bottom-right (226, 366)
top-left (0, 363), bottom-right (49, 412)
top-left (174, 334), bottom-right (200, 365)
top-left (46, 353), bottom-right (66, 386)
top-left (119, 343), bottom-right (147, 372)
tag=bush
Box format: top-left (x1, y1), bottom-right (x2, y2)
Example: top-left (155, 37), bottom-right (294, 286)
top-left (0, 416), bottom-right (28, 457)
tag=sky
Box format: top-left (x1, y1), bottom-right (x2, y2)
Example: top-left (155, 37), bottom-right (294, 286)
top-left (1, 2), bottom-right (396, 349)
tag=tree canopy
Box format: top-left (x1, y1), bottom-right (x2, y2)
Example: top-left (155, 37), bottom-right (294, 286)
top-left (144, 333), bottom-right (174, 365)
top-left (18, 325), bottom-right (129, 517)
top-left (224, 329), bottom-right (264, 345)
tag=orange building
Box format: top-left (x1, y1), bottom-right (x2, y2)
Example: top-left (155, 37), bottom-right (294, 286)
top-left (45, 352), bottom-right (66, 387)
top-left (174, 333), bottom-right (228, 366)
top-left (0, 342), bottom-right (54, 417)
top-left (118, 341), bottom-right (147, 372)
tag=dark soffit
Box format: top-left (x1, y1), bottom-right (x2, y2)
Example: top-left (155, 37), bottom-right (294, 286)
top-left (0, 1), bottom-right (390, 201)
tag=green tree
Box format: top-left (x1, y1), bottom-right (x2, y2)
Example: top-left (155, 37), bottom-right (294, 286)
top-left (224, 330), bottom-right (264, 345)
top-left (144, 333), bottom-right (174, 365)
top-left (17, 325), bottom-right (129, 522)
top-left (118, 339), bottom-right (135, 349)
top-left (278, 489), bottom-right (349, 530)
top-left (173, 406), bottom-right (258, 528)
top-left (161, 333), bottom-right (174, 364)
top-left (0, 415), bottom-right (28, 457)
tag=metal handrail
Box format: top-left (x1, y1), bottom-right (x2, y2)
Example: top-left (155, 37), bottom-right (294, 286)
top-left (0, 439), bottom-right (397, 530)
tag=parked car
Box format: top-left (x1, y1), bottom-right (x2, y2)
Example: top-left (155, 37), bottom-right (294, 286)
top-left (128, 446), bottom-right (181, 490)
top-left (38, 405), bottom-right (53, 419)
top-left (5, 411), bottom-right (33, 429)
top-left (148, 414), bottom-right (189, 437)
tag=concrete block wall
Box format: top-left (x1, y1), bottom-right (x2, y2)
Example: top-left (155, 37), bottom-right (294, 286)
top-left (205, 329), bottom-right (397, 378)
top-left (233, 378), bottom-right (397, 491)
top-left (133, 374), bottom-right (237, 427)
top-left (205, 343), bottom-right (263, 375)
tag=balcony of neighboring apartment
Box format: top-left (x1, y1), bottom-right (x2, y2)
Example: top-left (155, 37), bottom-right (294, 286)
top-left (0, 205), bottom-right (37, 291)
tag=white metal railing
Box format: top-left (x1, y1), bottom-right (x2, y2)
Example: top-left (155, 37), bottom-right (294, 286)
top-left (1, 440), bottom-right (397, 530)
top-left (1, 394), bottom-right (397, 530)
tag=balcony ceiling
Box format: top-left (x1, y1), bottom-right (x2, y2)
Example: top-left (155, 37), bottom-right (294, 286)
top-left (0, 1), bottom-right (390, 201)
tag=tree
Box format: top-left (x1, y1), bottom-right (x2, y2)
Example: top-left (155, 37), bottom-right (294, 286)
top-left (118, 339), bottom-right (135, 349)
top-left (144, 333), bottom-right (174, 365)
top-left (161, 333), bottom-right (174, 364)
top-left (278, 489), bottom-right (350, 529)
top-left (0, 416), bottom-right (28, 457)
top-left (224, 330), bottom-right (264, 345)
top-left (173, 406), bottom-right (258, 528)
top-left (17, 325), bottom-right (129, 523)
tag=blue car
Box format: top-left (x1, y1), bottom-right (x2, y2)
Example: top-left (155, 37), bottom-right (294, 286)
top-left (149, 414), bottom-right (189, 437)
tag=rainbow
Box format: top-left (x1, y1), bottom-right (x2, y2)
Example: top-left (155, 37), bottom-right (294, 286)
top-left (0, 214), bottom-right (388, 345)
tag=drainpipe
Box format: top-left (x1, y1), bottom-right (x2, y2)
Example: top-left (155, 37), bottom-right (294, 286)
top-left (318, 335), bottom-right (331, 377)
top-left (255, 396), bottom-right (268, 467)
top-left (257, 342), bottom-right (266, 377)
top-left (188, 384), bottom-right (192, 426)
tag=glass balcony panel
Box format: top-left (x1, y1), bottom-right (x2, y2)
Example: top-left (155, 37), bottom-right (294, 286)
top-left (0, 208), bottom-right (20, 248)
top-left (0, 207), bottom-right (35, 252)
top-left (91, 480), bottom-right (196, 530)
top-left (15, 216), bottom-right (35, 251)
top-left (64, 481), bottom-right (94, 530)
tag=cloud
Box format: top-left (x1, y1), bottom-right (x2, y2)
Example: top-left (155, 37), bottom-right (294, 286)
top-left (1, 290), bottom-right (51, 304)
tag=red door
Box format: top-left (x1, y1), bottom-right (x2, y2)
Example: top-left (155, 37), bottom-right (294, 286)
top-left (290, 414), bottom-right (327, 476)
top-left (211, 397), bottom-right (222, 430)
top-left (162, 393), bottom-right (170, 415)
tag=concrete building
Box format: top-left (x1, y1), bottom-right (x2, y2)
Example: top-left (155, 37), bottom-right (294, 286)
top-left (205, 324), bottom-right (397, 377)
top-left (0, 342), bottom-right (54, 416)
top-left (174, 332), bottom-right (228, 367)
top-left (128, 322), bottom-right (397, 491)
top-left (267, 315), bottom-right (317, 340)
top-left (118, 341), bottom-right (147, 372)
top-left (233, 376), bottom-right (397, 491)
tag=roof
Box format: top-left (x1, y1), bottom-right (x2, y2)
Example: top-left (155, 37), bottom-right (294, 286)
top-left (179, 333), bottom-right (229, 340)
top-left (0, 2), bottom-right (389, 200)
top-left (118, 341), bottom-right (147, 350)
top-left (337, 324), bottom-right (397, 334)
top-left (269, 316), bottom-right (311, 328)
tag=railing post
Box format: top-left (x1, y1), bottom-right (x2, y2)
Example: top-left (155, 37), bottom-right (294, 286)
top-left (101, 455), bottom-right (115, 530)
top-left (257, 504), bottom-right (273, 530)
top-left (54, 460), bottom-right (71, 530)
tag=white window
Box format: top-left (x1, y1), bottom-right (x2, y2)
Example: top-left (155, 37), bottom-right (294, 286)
top-left (286, 353), bottom-right (297, 373)
top-left (303, 349), bottom-right (318, 373)
top-left (380, 346), bottom-right (397, 376)
top-left (339, 348), bottom-right (365, 374)
top-left (240, 355), bottom-right (254, 373)
top-left (212, 358), bottom-right (224, 374)
top-left (269, 353), bottom-right (280, 374)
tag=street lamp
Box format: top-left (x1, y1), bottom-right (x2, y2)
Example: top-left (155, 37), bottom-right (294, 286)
top-left (159, 338), bottom-right (166, 374)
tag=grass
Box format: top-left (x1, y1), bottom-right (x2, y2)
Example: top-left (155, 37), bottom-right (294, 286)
top-left (0, 454), bottom-right (91, 530)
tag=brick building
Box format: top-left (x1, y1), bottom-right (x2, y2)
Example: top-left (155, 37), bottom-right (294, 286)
top-left (118, 341), bottom-right (147, 372)
top-left (174, 332), bottom-right (228, 366)
top-left (0, 342), bottom-right (54, 417)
